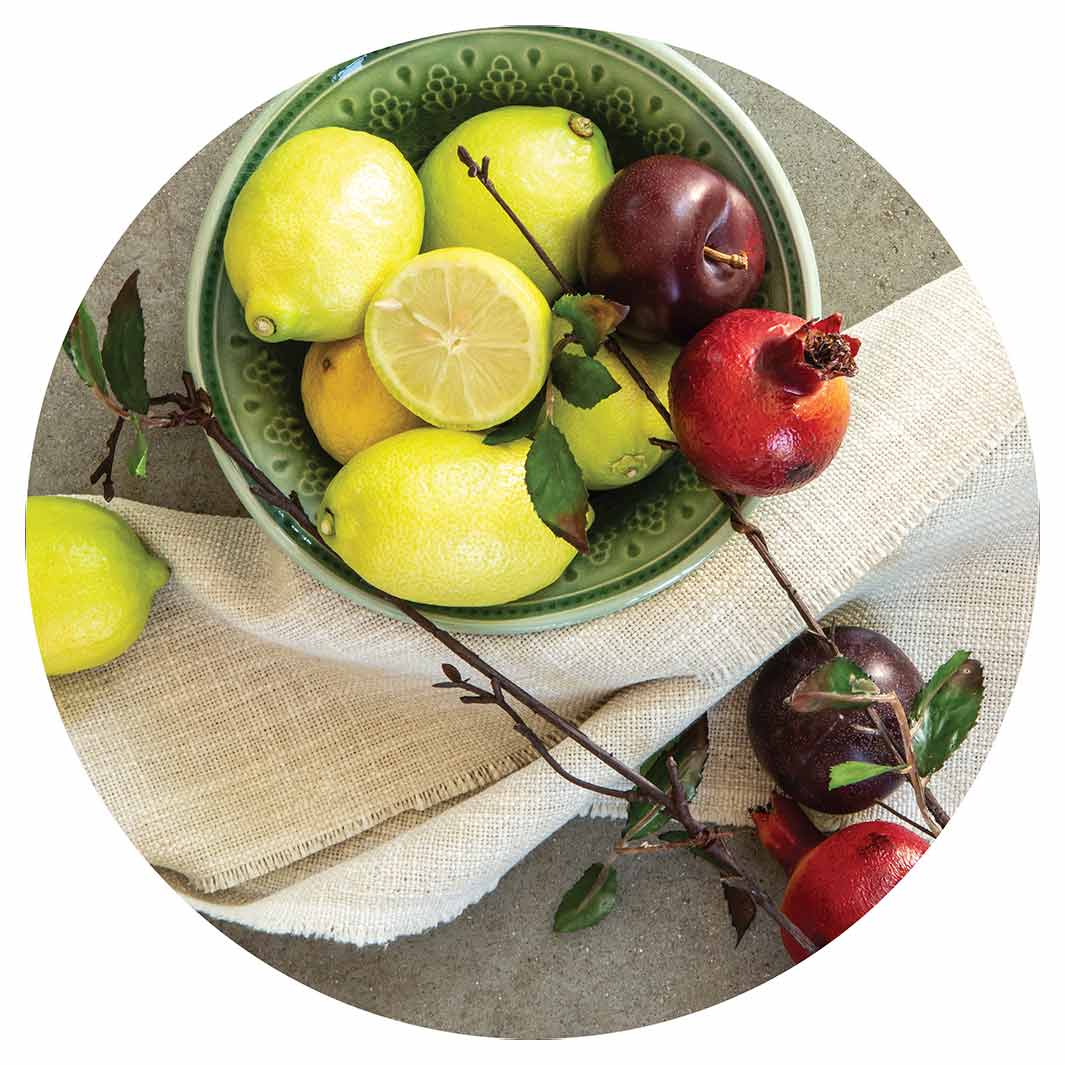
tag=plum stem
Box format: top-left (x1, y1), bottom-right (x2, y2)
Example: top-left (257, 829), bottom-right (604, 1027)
top-left (704, 245), bottom-right (749, 270)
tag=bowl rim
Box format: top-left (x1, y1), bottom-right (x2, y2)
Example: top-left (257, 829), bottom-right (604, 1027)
top-left (186, 28), bottom-right (818, 634)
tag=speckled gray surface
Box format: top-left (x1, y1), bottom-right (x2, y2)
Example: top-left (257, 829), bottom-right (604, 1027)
top-left (28, 45), bottom-right (956, 1039)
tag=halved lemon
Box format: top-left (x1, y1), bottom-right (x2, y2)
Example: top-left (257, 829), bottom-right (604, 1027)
top-left (364, 247), bottom-right (552, 430)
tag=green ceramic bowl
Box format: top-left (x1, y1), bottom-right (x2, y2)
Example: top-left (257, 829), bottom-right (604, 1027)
top-left (187, 26), bottom-right (820, 634)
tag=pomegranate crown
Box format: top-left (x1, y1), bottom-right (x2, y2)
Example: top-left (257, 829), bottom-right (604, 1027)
top-left (793, 314), bottom-right (861, 380)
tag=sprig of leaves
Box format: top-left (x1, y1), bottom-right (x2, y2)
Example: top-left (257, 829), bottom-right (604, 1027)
top-left (488, 293), bottom-right (629, 554)
top-left (827, 651), bottom-right (984, 795)
top-left (553, 716), bottom-right (710, 934)
top-left (64, 272), bottom-right (152, 495)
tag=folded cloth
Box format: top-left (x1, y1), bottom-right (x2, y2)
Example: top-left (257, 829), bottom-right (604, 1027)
top-left (53, 267), bottom-right (1036, 943)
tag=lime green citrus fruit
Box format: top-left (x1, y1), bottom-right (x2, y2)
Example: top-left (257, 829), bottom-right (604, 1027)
top-left (26, 496), bottom-right (170, 676)
top-left (419, 107), bottom-right (614, 300)
top-left (224, 127), bottom-right (424, 343)
top-left (364, 247), bottom-right (552, 431)
top-left (553, 337), bottom-right (680, 490)
top-left (301, 336), bottom-right (423, 464)
top-left (317, 428), bottom-right (579, 606)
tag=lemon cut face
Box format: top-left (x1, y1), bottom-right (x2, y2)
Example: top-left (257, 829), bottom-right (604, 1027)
top-left (364, 247), bottom-right (551, 431)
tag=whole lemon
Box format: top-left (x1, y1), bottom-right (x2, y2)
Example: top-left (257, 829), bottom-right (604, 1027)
top-left (26, 496), bottom-right (170, 676)
top-left (553, 338), bottom-right (679, 490)
top-left (224, 128), bottom-right (424, 343)
top-left (318, 428), bottom-right (578, 606)
top-left (419, 107), bottom-right (613, 300)
top-left (301, 336), bottom-right (423, 464)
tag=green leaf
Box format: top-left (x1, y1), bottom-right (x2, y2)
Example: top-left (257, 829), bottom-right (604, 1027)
top-left (553, 863), bottom-right (618, 933)
top-left (483, 386), bottom-right (545, 445)
top-left (101, 270), bottom-right (149, 414)
top-left (911, 653), bottom-right (984, 777)
top-left (788, 656), bottom-right (880, 713)
top-left (552, 293), bottom-right (629, 357)
top-left (127, 416), bottom-right (149, 478)
top-left (624, 716), bottom-right (710, 842)
top-left (524, 421), bottom-right (589, 553)
top-left (551, 351), bottom-right (621, 409)
top-left (828, 760), bottom-right (903, 790)
top-left (63, 304), bottom-right (107, 392)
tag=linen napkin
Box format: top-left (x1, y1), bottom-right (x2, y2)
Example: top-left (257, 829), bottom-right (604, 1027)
top-left (51, 266), bottom-right (1037, 943)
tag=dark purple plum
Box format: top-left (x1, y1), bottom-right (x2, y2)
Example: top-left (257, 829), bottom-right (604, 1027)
top-left (747, 626), bottom-right (923, 814)
top-left (578, 155), bottom-right (765, 345)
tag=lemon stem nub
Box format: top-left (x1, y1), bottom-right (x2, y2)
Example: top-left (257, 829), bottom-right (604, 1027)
top-left (568, 114), bottom-right (595, 139)
top-left (252, 315), bottom-right (277, 338)
top-left (319, 510), bottom-right (335, 538)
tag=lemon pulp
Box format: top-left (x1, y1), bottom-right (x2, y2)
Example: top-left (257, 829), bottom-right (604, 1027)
top-left (364, 247), bottom-right (551, 431)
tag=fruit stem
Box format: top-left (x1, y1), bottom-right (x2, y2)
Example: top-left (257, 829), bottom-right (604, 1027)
top-left (703, 245), bottom-right (749, 270)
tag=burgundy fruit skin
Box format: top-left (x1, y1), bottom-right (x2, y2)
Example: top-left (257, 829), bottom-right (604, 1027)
top-left (670, 308), bottom-right (850, 496)
top-left (578, 155), bottom-right (766, 344)
top-left (780, 820), bottom-right (929, 962)
top-left (747, 627), bottom-right (924, 814)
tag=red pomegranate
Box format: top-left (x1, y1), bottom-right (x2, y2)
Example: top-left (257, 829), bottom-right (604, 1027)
top-left (753, 792), bottom-right (929, 962)
top-left (670, 310), bottom-right (860, 496)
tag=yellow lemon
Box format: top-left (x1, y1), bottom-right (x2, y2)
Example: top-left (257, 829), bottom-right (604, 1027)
top-left (318, 428), bottom-right (579, 606)
top-left (224, 128), bottom-right (424, 343)
top-left (26, 496), bottom-right (170, 676)
top-left (301, 336), bottom-right (423, 464)
top-left (553, 338), bottom-right (679, 490)
top-left (364, 247), bottom-right (552, 431)
top-left (419, 107), bottom-right (614, 300)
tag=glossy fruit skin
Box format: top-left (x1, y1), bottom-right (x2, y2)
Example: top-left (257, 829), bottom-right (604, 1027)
top-left (747, 627), bottom-right (924, 814)
top-left (579, 155), bottom-right (765, 344)
top-left (780, 819), bottom-right (929, 961)
top-left (670, 309), bottom-right (853, 495)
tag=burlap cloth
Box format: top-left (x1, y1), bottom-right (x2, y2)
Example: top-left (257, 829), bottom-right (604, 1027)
top-left (52, 267), bottom-right (1037, 944)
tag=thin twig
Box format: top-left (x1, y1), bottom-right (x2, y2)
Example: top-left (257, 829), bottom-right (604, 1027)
top-left (875, 800), bottom-right (937, 839)
top-left (89, 415), bottom-right (125, 502)
top-left (867, 704), bottom-right (949, 832)
top-left (885, 694), bottom-right (940, 837)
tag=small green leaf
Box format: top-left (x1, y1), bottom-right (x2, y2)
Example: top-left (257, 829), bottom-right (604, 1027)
top-left (624, 716), bottom-right (710, 841)
top-left (553, 863), bottom-right (618, 933)
top-left (788, 656), bottom-right (880, 713)
top-left (911, 654), bottom-right (984, 777)
top-left (127, 416), bottom-right (149, 478)
top-left (63, 304), bottom-right (107, 392)
top-left (552, 293), bottom-right (629, 357)
top-left (101, 270), bottom-right (149, 414)
top-left (828, 760), bottom-right (903, 790)
top-left (483, 386), bottom-right (546, 445)
top-left (524, 421), bottom-right (589, 553)
top-left (551, 351), bottom-right (621, 409)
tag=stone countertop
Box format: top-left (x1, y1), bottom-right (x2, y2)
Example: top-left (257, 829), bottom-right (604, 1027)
top-left (28, 47), bottom-right (956, 1038)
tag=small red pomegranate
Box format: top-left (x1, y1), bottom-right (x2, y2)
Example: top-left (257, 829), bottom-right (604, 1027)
top-left (670, 310), bottom-right (860, 495)
top-left (753, 792), bottom-right (929, 962)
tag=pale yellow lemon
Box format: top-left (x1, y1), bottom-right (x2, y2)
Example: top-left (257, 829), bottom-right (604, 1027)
top-left (224, 128), bottom-right (424, 343)
top-left (26, 496), bottom-right (170, 676)
top-left (318, 428), bottom-right (580, 606)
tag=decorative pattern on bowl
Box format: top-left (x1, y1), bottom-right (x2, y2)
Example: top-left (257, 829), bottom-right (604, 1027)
top-left (187, 26), bottom-right (820, 634)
